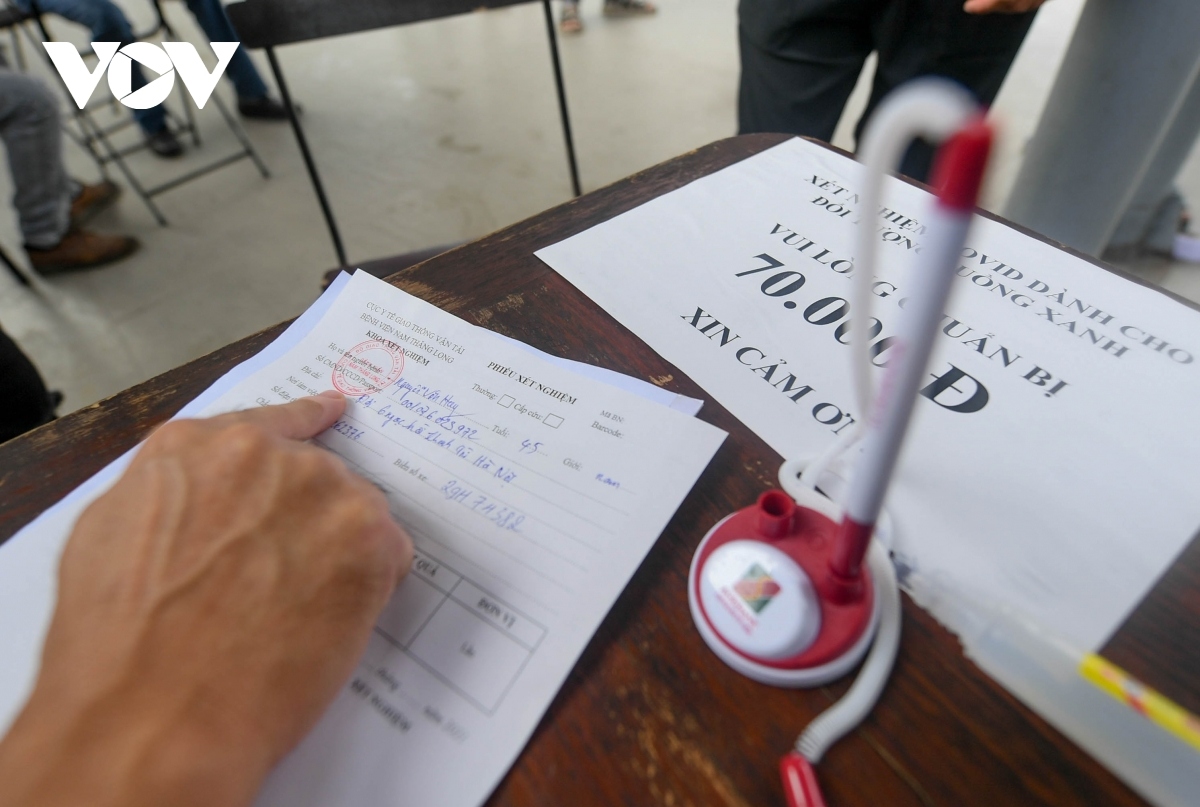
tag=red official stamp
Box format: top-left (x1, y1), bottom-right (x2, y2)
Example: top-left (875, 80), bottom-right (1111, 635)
top-left (332, 339), bottom-right (405, 396)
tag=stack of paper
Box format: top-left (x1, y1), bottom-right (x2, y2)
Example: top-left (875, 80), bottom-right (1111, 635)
top-left (0, 271), bottom-right (726, 807)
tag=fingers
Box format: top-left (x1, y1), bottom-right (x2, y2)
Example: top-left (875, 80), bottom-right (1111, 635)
top-left (219, 391), bottom-right (348, 441)
top-left (166, 391), bottom-right (415, 589)
top-left (347, 481), bottom-right (414, 589)
top-left (387, 522), bottom-right (415, 587)
top-left (964, 0), bottom-right (1041, 13)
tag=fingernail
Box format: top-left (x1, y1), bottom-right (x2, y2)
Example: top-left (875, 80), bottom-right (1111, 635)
top-left (317, 390), bottom-right (345, 400)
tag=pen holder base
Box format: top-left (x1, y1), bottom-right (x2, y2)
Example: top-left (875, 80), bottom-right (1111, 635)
top-left (688, 487), bottom-right (879, 688)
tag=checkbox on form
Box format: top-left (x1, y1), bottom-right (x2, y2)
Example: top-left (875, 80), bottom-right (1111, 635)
top-left (498, 395), bottom-right (515, 408)
top-left (544, 414), bottom-right (563, 428)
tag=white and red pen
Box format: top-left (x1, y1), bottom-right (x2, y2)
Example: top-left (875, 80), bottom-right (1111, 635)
top-left (782, 119), bottom-right (994, 807)
top-left (827, 119), bottom-right (993, 601)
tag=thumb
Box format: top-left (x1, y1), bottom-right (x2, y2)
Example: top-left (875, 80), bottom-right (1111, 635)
top-left (225, 391), bottom-right (348, 441)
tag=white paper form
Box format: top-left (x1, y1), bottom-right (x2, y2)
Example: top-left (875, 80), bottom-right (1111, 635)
top-left (0, 271), bottom-right (724, 806)
top-left (0, 271), bottom-right (356, 738)
top-left (491, 332), bottom-right (704, 415)
top-left (536, 137), bottom-right (1200, 653)
top-left (184, 271), bottom-right (726, 806)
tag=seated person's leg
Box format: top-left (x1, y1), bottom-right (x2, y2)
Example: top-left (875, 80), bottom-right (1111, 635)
top-left (184, 0), bottom-right (288, 119)
top-left (0, 70), bottom-right (138, 273)
top-left (0, 71), bottom-right (71, 249)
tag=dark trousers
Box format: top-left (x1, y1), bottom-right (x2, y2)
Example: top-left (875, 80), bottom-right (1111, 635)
top-left (0, 326), bottom-right (54, 443)
top-left (737, 0), bottom-right (1037, 181)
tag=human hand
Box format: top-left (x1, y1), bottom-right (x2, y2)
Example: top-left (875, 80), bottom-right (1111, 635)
top-left (963, 0), bottom-right (1048, 13)
top-left (0, 392), bottom-right (413, 807)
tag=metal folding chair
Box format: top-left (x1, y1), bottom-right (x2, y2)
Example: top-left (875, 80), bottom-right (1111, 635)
top-left (0, 243), bottom-right (33, 287)
top-left (10, 0), bottom-right (269, 225)
top-left (227, 0), bottom-right (581, 268)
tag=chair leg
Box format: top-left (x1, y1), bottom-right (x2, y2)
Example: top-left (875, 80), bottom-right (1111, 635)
top-left (24, 1), bottom-right (268, 224)
top-left (75, 107), bottom-right (170, 225)
top-left (541, 0), bottom-right (582, 198)
top-left (176, 70), bottom-right (202, 148)
top-left (23, 10), bottom-right (167, 223)
top-left (60, 115), bottom-right (112, 182)
top-left (10, 26), bottom-right (25, 70)
top-left (266, 46), bottom-right (347, 267)
top-left (153, 2), bottom-right (201, 146)
top-left (210, 91), bottom-right (270, 178)
top-left (0, 244), bottom-right (33, 288)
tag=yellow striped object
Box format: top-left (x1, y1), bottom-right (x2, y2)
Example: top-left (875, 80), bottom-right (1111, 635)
top-left (1079, 653), bottom-right (1200, 753)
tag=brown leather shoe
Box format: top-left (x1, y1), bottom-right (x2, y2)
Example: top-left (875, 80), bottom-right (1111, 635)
top-left (70, 181), bottom-right (121, 229)
top-left (26, 229), bottom-right (139, 275)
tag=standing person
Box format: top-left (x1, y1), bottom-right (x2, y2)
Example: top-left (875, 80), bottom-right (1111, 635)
top-left (1103, 74), bottom-right (1200, 263)
top-left (737, 0), bottom-right (1048, 181)
top-left (560, 0), bottom-right (657, 35)
top-left (19, 0), bottom-right (290, 158)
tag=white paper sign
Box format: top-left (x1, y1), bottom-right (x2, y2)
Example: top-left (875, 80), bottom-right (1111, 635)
top-left (537, 137), bottom-right (1200, 651)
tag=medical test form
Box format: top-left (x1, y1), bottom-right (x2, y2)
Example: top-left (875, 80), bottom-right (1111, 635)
top-left (0, 271), bottom-right (727, 807)
top-left (201, 272), bottom-right (724, 804)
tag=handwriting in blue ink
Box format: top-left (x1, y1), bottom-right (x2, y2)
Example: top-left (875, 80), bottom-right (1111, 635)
top-left (394, 380), bottom-right (459, 413)
top-left (351, 396), bottom-right (518, 484)
top-left (472, 452), bottom-right (518, 483)
top-left (440, 479), bottom-right (526, 532)
top-left (595, 473), bottom-right (620, 489)
top-left (330, 420), bottom-right (364, 441)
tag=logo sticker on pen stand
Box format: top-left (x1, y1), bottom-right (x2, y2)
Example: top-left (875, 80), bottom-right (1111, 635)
top-left (734, 564), bottom-right (781, 613)
top-left (700, 539), bottom-right (821, 661)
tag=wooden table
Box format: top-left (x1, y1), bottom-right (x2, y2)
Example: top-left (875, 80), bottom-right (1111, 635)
top-left (2, 134), bottom-right (1196, 806)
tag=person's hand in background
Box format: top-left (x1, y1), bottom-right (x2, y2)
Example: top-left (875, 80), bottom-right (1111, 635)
top-left (0, 392), bottom-right (413, 807)
top-left (964, 0), bottom-right (1048, 13)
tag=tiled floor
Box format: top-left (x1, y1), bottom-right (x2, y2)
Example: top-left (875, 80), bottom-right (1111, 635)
top-left (1, 0), bottom-right (1197, 416)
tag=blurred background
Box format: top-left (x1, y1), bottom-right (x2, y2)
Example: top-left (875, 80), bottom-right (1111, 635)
top-left (1, 0), bottom-right (1197, 417)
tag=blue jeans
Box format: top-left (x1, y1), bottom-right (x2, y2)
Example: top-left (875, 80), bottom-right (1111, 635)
top-left (184, 0), bottom-right (267, 100)
top-left (22, 0), bottom-right (268, 134)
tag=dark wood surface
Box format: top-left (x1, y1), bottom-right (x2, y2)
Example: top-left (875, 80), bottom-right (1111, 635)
top-left (2, 134), bottom-right (1196, 806)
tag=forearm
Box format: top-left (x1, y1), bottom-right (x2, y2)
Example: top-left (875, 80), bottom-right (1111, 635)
top-left (0, 682), bottom-right (268, 807)
top-left (0, 395), bottom-right (410, 807)
top-left (963, 0), bottom-right (1048, 13)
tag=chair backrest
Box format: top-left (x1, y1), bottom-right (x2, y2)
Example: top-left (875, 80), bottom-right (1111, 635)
top-left (226, 0), bottom-right (535, 49)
